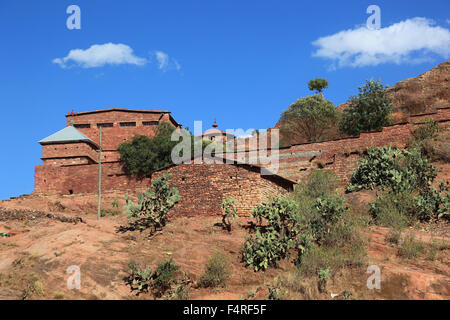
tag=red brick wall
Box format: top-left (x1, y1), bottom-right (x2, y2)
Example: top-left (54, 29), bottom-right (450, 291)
top-left (67, 111), bottom-right (177, 150)
top-left (34, 162), bottom-right (291, 216)
top-left (217, 108), bottom-right (450, 185)
top-left (42, 142), bottom-right (98, 163)
top-left (43, 157), bottom-right (94, 167)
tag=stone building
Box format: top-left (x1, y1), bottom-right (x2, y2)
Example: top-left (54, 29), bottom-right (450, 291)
top-left (200, 119), bottom-right (235, 143)
top-left (35, 108), bottom-right (295, 216)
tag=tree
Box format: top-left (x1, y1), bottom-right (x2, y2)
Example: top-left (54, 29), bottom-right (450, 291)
top-left (117, 122), bottom-right (177, 176)
top-left (339, 79), bottom-right (392, 136)
top-left (308, 78), bottom-right (329, 97)
top-left (280, 95), bottom-right (337, 142)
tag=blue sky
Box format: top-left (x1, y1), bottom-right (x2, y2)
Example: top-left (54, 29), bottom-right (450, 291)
top-left (0, 0), bottom-right (449, 199)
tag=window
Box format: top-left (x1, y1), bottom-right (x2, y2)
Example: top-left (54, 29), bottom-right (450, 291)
top-left (120, 122), bottom-right (136, 127)
top-left (97, 123), bottom-right (113, 128)
top-left (74, 123), bottom-right (91, 129)
top-left (142, 121), bottom-right (159, 126)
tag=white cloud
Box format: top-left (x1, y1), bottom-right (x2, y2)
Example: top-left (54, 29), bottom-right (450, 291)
top-left (53, 43), bottom-right (147, 68)
top-left (155, 51), bottom-right (169, 70)
top-left (312, 17), bottom-right (450, 68)
top-left (153, 50), bottom-right (181, 71)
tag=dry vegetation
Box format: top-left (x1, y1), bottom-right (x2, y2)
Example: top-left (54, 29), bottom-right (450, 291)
top-left (0, 180), bottom-right (448, 300)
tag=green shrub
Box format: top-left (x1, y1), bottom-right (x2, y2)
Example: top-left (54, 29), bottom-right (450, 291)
top-left (318, 267), bottom-right (333, 293)
top-left (310, 194), bottom-right (347, 243)
top-left (295, 170), bottom-right (340, 199)
top-left (369, 191), bottom-right (413, 228)
top-left (117, 123), bottom-right (178, 176)
top-left (127, 259), bottom-right (182, 296)
top-left (348, 145), bottom-right (448, 222)
top-left (267, 276), bottom-right (288, 300)
top-left (221, 197), bottom-right (238, 232)
top-left (426, 240), bottom-right (439, 261)
top-left (199, 252), bottom-right (232, 288)
top-left (111, 198), bottom-right (120, 216)
top-left (398, 233), bottom-right (425, 259)
top-left (125, 174), bottom-right (180, 235)
top-left (408, 118), bottom-right (440, 160)
top-left (297, 241), bottom-right (366, 277)
top-left (153, 259), bottom-right (180, 295)
top-left (279, 95), bottom-right (337, 142)
top-left (321, 211), bottom-right (363, 247)
top-left (339, 79), bottom-right (392, 136)
top-left (347, 146), bottom-right (437, 193)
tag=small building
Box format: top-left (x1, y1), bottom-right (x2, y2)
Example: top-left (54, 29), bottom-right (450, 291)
top-left (200, 119), bottom-right (235, 143)
top-left (39, 124), bottom-right (99, 167)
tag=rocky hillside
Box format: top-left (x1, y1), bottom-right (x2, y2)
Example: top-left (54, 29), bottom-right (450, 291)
top-left (338, 60), bottom-right (450, 121)
top-left (275, 61), bottom-right (449, 146)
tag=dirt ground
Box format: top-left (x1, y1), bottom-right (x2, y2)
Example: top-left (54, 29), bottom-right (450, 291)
top-left (0, 191), bottom-right (448, 300)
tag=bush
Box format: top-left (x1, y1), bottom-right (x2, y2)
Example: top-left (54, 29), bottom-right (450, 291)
top-left (347, 146), bottom-right (437, 193)
top-left (414, 129), bottom-right (450, 163)
top-left (369, 191), bottom-right (413, 228)
top-left (339, 79), bottom-right (392, 136)
top-left (348, 145), bottom-right (448, 222)
top-left (429, 131), bottom-right (450, 163)
top-left (127, 259), bottom-right (182, 297)
top-left (297, 243), bottom-right (366, 277)
top-left (242, 196), bottom-right (311, 271)
top-left (199, 252), bottom-right (232, 288)
top-left (127, 261), bottom-right (153, 293)
top-left (125, 174), bottom-right (180, 235)
top-left (318, 267), bottom-right (332, 293)
top-left (398, 233), bottom-right (425, 259)
top-left (310, 194), bottom-right (347, 243)
top-left (221, 197), bottom-right (238, 232)
top-left (411, 117), bottom-right (439, 142)
top-left (267, 277), bottom-right (288, 300)
top-left (153, 259), bottom-right (180, 295)
top-left (280, 95), bottom-right (338, 142)
top-left (295, 170), bottom-right (340, 199)
top-left (386, 229), bottom-right (402, 245)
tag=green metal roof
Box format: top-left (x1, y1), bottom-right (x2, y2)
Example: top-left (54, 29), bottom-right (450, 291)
top-left (39, 126), bottom-right (95, 145)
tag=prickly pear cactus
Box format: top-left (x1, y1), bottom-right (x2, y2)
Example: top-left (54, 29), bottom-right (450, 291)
top-left (124, 173), bottom-right (180, 234)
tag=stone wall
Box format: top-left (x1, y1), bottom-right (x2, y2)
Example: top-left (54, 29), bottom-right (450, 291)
top-left (34, 162), bottom-right (293, 216)
top-left (35, 107), bottom-right (450, 216)
top-left (218, 107), bottom-right (450, 185)
top-left (42, 142), bottom-right (98, 164)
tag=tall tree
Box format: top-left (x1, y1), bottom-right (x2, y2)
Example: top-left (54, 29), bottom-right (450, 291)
top-left (308, 78), bottom-right (329, 97)
top-left (339, 79), bottom-right (392, 136)
top-left (280, 95), bottom-right (337, 143)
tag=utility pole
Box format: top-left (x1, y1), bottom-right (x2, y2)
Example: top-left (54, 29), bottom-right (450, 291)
top-left (97, 126), bottom-right (102, 220)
